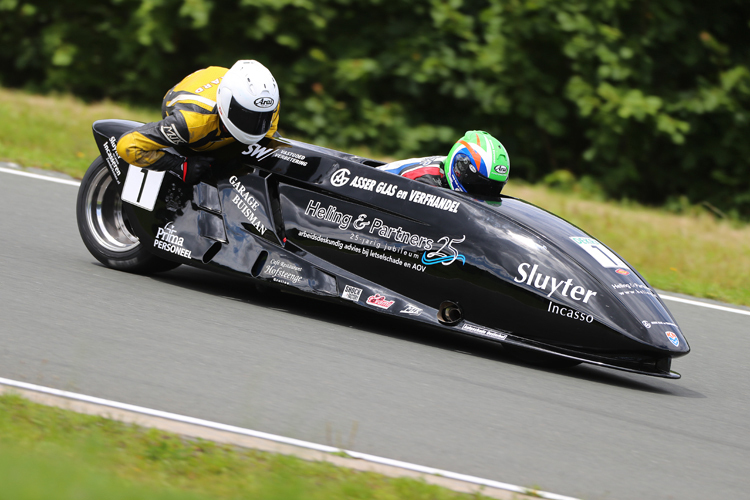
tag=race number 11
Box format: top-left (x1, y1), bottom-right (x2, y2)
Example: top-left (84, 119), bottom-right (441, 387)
top-left (121, 164), bottom-right (166, 211)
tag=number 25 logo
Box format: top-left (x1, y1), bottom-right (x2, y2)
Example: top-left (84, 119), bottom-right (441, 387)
top-left (422, 235), bottom-right (466, 266)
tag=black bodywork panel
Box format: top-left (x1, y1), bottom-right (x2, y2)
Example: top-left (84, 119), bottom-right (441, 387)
top-left (92, 119), bottom-right (690, 378)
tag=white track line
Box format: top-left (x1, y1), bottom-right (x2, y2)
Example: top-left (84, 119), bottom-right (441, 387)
top-left (0, 166), bottom-right (80, 186)
top-left (659, 294), bottom-right (750, 317)
top-left (0, 377), bottom-right (578, 500)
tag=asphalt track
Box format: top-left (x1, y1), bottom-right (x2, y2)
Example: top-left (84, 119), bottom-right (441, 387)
top-left (1, 169), bottom-right (749, 500)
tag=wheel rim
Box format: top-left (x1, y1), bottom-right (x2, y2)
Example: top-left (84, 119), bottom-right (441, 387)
top-left (85, 167), bottom-right (140, 252)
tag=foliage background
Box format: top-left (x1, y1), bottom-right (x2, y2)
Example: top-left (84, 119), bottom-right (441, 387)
top-left (1, 0), bottom-right (749, 217)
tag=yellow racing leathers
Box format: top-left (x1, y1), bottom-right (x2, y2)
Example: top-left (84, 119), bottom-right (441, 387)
top-left (116, 66), bottom-right (280, 171)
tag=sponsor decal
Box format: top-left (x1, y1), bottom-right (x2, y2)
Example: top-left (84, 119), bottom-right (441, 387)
top-left (344, 236), bottom-right (432, 272)
top-left (570, 236), bottom-right (628, 269)
top-left (254, 97), bottom-right (275, 108)
top-left (367, 249), bottom-right (404, 265)
top-left (242, 143), bottom-right (276, 161)
top-left (366, 294), bottom-right (395, 310)
top-left (304, 200), bottom-right (353, 230)
top-left (642, 320), bottom-right (678, 328)
top-left (665, 331), bottom-right (680, 347)
top-left (376, 182), bottom-right (398, 196)
top-left (400, 304), bottom-right (423, 316)
top-left (304, 200), bottom-right (434, 250)
top-left (514, 263), bottom-right (598, 303)
top-left (272, 149), bottom-right (307, 166)
top-left (611, 283), bottom-right (656, 297)
top-left (330, 170), bottom-right (380, 191)
top-left (460, 323), bottom-right (508, 340)
top-left (154, 222), bottom-right (192, 258)
top-left (160, 123), bottom-right (187, 145)
top-left (242, 144), bottom-right (308, 166)
top-left (331, 168), bottom-right (351, 187)
top-left (548, 301), bottom-right (594, 323)
top-left (361, 217), bottom-right (434, 250)
top-left (194, 78), bottom-right (221, 93)
top-left (328, 168), bottom-right (461, 213)
top-left (422, 235), bottom-right (466, 266)
top-left (407, 189), bottom-right (460, 213)
top-left (228, 176), bottom-right (267, 235)
top-left (264, 259), bottom-right (304, 285)
top-left (615, 268), bottom-right (630, 275)
top-left (299, 230), bottom-right (345, 250)
top-left (342, 285), bottom-right (363, 302)
top-left (494, 165), bottom-right (507, 175)
top-left (102, 136), bottom-right (122, 184)
top-left (350, 175), bottom-right (377, 191)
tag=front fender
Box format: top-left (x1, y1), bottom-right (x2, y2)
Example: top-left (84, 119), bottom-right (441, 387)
top-left (91, 119), bottom-right (144, 186)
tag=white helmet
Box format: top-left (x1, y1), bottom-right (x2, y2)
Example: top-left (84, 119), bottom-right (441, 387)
top-left (216, 60), bottom-right (279, 145)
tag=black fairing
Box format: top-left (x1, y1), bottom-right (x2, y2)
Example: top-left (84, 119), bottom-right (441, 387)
top-left (92, 120), bottom-right (690, 378)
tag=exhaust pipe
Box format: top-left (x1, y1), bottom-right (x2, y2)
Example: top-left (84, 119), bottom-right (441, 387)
top-left (437, 301), bottom-right (463, 326)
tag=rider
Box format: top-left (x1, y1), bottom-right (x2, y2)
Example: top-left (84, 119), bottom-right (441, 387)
top-left (116, 60), bottom-right (279, 184)
top-left (377, 130), bottom-right (510, 196)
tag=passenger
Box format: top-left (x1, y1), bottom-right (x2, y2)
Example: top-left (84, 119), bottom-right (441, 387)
top-left (117, 60), bottom-right (279, 184)
top-left (377, 130), bottom-right (510, 196)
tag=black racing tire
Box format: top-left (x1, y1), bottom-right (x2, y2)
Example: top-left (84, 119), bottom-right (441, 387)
top-left (76, 156), bottom-right (181, 274)
top-left (503, 344), bottom-right (582, 370)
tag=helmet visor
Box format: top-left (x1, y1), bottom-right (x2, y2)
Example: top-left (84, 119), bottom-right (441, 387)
top-left (454, 154), bottom-right (506, 197)
top-left (227, 96), bottom-right (275, 136)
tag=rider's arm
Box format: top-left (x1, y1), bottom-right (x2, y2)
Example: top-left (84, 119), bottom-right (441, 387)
top-left (378, 156), bottom-right (446, 186)
top-left (116, 112), bottom-right (190, 170)
top-left (413, 173), bottom-right (445, 187)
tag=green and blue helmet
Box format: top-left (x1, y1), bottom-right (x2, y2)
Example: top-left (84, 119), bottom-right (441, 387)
top-left (443, 131), bottom-right (510, 197)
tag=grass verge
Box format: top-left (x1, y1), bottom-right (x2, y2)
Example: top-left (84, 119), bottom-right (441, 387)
top-left (0, 393), bottom-right (491, 500)
top-left (0, 87), bottom-right (161, 178)
top-left (1, 87), bottom-right (748, 306)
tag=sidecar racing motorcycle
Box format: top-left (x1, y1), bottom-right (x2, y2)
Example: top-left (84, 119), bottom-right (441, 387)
top-left (77, 119), bottom-right (690, 378)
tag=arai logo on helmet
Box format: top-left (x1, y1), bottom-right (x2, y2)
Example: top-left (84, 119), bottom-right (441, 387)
top-left (665, 331), bottom-right (680, 347)
top-left (254, 97), bottom-right (275, 108)
top-left (494, 165), bottom-right (507, 175)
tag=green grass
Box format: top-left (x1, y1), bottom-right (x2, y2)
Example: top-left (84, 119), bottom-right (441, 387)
top-left (0, 393), bottom-right (492, 500)
top-left (1, 86), bottom-right (749, 306)
top-left (0, 87), bottom-right (161, 177)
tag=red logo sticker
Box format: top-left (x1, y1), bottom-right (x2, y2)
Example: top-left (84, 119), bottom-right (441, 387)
top-left (615, 269), bottom-right (630, 275)
top-left (665, 331), bottom-right (680, 347)
top-left (366, 294), bottom-right (395, 310)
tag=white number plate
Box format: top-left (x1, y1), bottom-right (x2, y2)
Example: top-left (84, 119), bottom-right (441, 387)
top-left (121, 165), bottom-right (165, 211)
top-left (570, 236), bottom-right (629, 269)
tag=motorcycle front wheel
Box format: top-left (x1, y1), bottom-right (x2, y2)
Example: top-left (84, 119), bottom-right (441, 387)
top-left (76, 156), bottom-right (181, 274)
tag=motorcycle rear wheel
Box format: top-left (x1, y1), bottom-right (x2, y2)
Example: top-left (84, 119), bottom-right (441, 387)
top-left (76, 156), bottom-right (180, 274)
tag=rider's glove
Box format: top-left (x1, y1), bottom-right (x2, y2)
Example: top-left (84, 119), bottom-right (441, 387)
top-left (150, 152), bottom-right (212, 185)
top-left (172, 156), bottom-right (212, 184)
